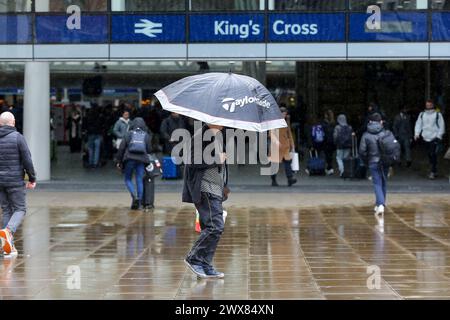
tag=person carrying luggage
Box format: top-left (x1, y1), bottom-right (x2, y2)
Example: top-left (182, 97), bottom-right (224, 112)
top-left (359, 113), bottom-right (399, 216)
top-left (334, 114), bottom-right (353, 177)
top-left (269, 106), bottom-right (297, 187)
top-left (116, 117), bottom-right (153, 210)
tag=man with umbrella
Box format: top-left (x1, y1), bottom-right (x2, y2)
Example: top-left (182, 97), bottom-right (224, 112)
top-left (155, 72), bottom-right (287, 279)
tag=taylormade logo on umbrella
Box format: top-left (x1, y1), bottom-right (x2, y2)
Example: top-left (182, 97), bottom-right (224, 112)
top-left (221, 96), bottom-right (271, 113)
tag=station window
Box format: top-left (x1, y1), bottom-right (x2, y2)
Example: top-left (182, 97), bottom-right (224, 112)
top-left (35, 0), bottom-right (108, 12)
top-left (0, 0), bottom-right (31, 12)
top-left (190, 0), bottom-right (263, 11)
top-left (111, 0), bottom-right (185, 11)
top-left (431, 0), bottom-right (450, 10)
top-left (349, 0), bottom-right (428, 11)
top-left (270, 0), bottom-right (346, 11)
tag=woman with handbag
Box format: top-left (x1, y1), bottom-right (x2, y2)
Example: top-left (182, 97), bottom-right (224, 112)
top-left (269, 106), bottom-right (297, 187)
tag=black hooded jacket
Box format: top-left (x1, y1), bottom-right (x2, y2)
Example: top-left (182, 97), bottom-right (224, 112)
top-left (182, 125), bottom-right (227, 204)
top-left (0, 125), bottom-right (36, 187)
top-left (115, 117), bottom-right (153, 165)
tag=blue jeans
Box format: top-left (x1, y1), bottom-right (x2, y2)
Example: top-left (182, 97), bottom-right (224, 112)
top-left (187, 193), bottom-right (224, 268)
top-left (124, 160), bottom-right (145, 200)
top-left (0, 186), bottom-right (26, 241)
top-left (369, 163), bottom-right (389, 206)
top-left (87, 134), bottom-right (102, 166)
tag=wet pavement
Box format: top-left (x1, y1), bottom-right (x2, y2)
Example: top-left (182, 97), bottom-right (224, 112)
top-left (1, 198), bottom-right (450, 300)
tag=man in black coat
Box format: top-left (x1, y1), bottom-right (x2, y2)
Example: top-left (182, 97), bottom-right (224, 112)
top-left (183, 123), bottom-right (228, 279)
top-left (0, 112), bottom-right (36, 257)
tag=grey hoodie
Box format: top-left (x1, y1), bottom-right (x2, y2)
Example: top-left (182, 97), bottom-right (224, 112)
top-left (333, 115), bottom-right (352, 147)
top-left (115, 117), bottom-right (153, 165)
top-left (359, 121), bottom-right (385, 164)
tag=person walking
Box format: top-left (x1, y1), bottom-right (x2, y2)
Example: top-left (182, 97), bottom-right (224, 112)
top-left (359, 113), bottom-right (390, 216)
top-left (112, 109), bottom-right (130, 150)
top-left (160, 112), bottom-right (186, 155)
top-left (322, 109), bottom-right (336, 175)
top-left (393, 107), bottom-right (413, 167)
top-left (414, 100), bottom-right (445, 179)
top-left (66, 109), bottom-right (83, 153)
top-left (269, 107), bottom-right (297, 187)
top-left (116, 118), bottom-right (153, 210)
top-left (0, 112), bottom-right (36, 257)
top-left (83, 108), bottom-right (105, 168)
top-left (183, 123), bottom-right (228, 279)
top-left (333, 114), bottom-right (353, 177)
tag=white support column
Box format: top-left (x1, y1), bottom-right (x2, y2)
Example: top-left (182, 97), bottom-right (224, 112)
top-left (24, 62), bottom-right (51, 181)
top-left (35, 0), bottom-right (50, 11)
top-left (111, 0), bottom-right (126, 11)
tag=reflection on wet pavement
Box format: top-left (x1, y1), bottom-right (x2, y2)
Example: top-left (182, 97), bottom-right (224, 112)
top-left (1, 201), bottom-right (450, 300)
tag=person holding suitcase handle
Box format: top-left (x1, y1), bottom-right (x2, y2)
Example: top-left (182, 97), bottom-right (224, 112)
top-left (116, 117), bottom-right (153, 210)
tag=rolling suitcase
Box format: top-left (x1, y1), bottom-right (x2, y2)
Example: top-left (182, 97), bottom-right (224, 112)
top-left (162, 156), bottom-right (179, 179)
top-left (143, 174), bottom-right (155, 208)
top-left (342, 136), bottom-right (366, 179)
top-left (307, 150), bottom-right (326, 176)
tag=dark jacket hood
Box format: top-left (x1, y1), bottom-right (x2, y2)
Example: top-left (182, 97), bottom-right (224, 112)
top-left (0, 125), bottom-right (17, 138)
top-left (367, 121), bottom-right (383, 135)
top-left (130, 117), bottom-right (148, 132)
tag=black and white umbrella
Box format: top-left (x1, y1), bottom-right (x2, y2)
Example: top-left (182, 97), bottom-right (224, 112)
top-left (154, 72), bottom-right (287, 132)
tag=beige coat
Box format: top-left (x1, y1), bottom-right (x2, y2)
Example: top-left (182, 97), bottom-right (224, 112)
top-left (270, 126), bottom-right (295, 163)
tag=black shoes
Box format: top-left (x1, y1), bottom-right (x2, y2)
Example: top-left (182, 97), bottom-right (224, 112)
top-left (288, 178), bottom-right (297, 187)
top-left (131, 198), bottom-right (139, 210)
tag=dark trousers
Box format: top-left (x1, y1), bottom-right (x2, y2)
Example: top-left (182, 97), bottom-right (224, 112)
top-left (425, 140), bottom-right (439, 174)
top-left (272, 159), bottom-right (294, 180)
top-left (0, 186), bottom-right (26, 235)
top-left (187, 193), bottom-right (224, 268)
top-left (69, 137), bottom-right (82, 153)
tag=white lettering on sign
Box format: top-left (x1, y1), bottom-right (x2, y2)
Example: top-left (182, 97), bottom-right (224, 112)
top-left (214, 20), bottom-right (261, 39)
top-left (66, 5), bottom-right (81, 30)
top-left (273, 20), bottom-right (318, 36)
top-left (366, 5), bottom-right (381, 31)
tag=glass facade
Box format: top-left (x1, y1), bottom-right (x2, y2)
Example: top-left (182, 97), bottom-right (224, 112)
top-left (0, 0), bottom-right (31, 12)
top-left (36, 0), bottom-right (108, 12)
top-left (431, 0), bottom-right (450, 9)
top-left (190, 0), bottom-right (262, 11)
top-left (111, 0), bottom-right (185, 12)
top-left (272, 0), bottom-right (346, 11)
top-left (350, 0), bottom-right (428, 11)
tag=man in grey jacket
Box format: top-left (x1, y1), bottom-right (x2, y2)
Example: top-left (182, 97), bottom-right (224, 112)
top-left (359, 113), bottom-right (389, 216)
top-left (0, 112), bottom-right (36, 257)
top-left (414, 100), bottom-right (445, 179)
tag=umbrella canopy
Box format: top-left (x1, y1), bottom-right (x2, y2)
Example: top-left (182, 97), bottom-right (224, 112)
top-left (154, 72), bottom-right (287, 132)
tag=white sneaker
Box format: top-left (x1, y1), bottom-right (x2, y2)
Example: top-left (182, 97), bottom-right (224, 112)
top-left (326, 169), bottom-right (335, 176)
top-left (375, 205), bottom-right (385, 216)
top-left (3, 247), bottom-right (18, 258)
top-left (374, 206), bottom-right (378, 212)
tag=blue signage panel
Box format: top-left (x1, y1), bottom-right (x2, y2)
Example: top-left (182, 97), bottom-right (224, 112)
top-left (36, 15), bottom-right (108, 43)
top-left (432, 13), bottom-right (450, 41)
top-left (0, 15), bottom-right (32, 44)
top-left (349, 12), bottom-right (427, 41)
top-left (111, 15), bottom-right (185, 43)
top-left (269, 13), bottom-right (345, 42)
top-left (190, 14), bottom-right (265, 42)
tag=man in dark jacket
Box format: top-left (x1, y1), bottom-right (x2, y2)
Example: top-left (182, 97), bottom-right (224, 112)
top-left (0, 112), bottom-right (36, 257)
top-left (183, 123), bottom-right (228, 279)
top-left (359, 113), bottom-right (389, 217)
top-left (160, 112), bottom-right (186, 155)
top-left (393, 107), bottom-right (413, 167)
top-left (116, 118), bottom-right (152, 210)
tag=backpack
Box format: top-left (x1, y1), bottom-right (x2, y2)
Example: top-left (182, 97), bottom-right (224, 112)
top-left (336, 125), bottom-right (353, 149)
top-left (128, 129), bottom-right (147, 154)
top-left (312, 125), bottom-right (325, 144)
top-left (420, 112), bottom-right (440, 129)
top-left (378, 130), bottom-right (401, 166)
